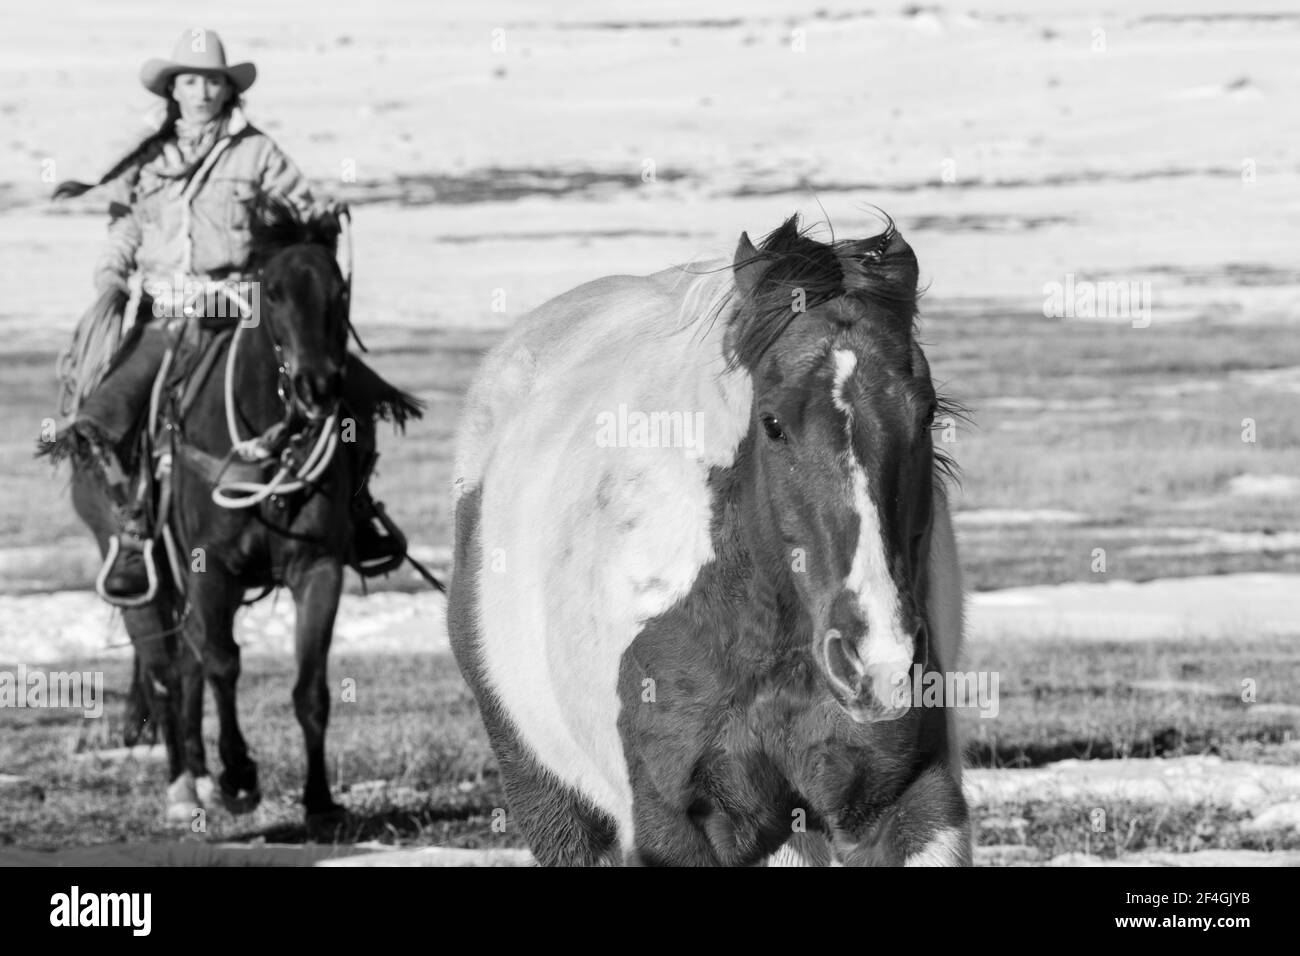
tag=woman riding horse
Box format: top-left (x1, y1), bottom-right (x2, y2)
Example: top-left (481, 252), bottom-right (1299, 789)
top-left (51, 28), bottom-right (406, 602)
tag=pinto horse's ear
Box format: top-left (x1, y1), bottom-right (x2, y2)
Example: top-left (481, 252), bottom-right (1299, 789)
top-left (849, 225), bottom-right (919, 294)
top-left (733, 231), bottom-right (765, 299)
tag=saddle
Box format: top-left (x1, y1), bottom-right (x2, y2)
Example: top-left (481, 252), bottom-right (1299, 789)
top-left (111, 313), bottom-right (420, 605)
top-left (105, 315), bottom-right (269, 605)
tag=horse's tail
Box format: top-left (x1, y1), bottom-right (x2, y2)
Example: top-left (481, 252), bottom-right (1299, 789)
top-left (344, 354), bottom-right (425, 433)
top-left (367, 382), bottom-right (426, 433)
top-left (364, 382), bottom-right (423, 434)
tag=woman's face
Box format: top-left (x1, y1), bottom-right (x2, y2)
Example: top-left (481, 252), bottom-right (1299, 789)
top-left (171, 72), bottom-right (232, 123)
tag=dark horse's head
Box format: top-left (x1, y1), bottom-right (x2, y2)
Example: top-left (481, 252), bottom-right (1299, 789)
top-left (724, 214), bottom-right (958, 723)
top-left (248, 196), bottom-right (350, 421)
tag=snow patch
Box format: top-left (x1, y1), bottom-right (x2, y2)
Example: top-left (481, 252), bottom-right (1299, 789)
top-left (967, 756), bottom-right (1300, 813)
top-left (969, 572), bottom-right (1300, 642)
top-left (1227, 474), bottom-right (1300, 498)
top-left (955, 509), bottom-right (1090, 527)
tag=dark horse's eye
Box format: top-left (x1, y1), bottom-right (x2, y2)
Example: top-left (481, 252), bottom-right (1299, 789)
top-left (925, 403), bottom-right (938, 428)
top-left (761, 414), bottom-right (786, 442)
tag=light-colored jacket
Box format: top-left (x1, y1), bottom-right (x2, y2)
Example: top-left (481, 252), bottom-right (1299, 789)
top-left (94, 107), bottom-right (315, 294)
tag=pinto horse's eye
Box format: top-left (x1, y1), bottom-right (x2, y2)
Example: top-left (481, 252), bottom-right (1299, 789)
top-left (761, 414), bottom-right (787, 443)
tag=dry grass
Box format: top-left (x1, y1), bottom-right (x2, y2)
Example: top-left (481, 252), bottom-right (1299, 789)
top-left (0, 652), bottom-right (523, 851)
top-left (960, 632), bottom-right (1300, 768)
top-left (2, 636), bottom-right (1296, 855)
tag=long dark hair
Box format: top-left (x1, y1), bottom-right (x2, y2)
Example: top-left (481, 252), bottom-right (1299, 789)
top-left (51, 83), bottom-right (244, 200)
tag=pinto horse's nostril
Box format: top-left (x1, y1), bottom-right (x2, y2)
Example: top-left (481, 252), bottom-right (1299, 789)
top-left (822, 629), bottom-right (866, 698)
top-left (821, 626), bottom-right (915, 723)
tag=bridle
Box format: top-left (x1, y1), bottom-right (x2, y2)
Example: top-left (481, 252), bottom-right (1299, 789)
top-left (209, 214), bottom-right (354, 509)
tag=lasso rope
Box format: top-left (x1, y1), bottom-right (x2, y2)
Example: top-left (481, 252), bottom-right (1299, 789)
top-left (207, 225), bottom-right (350, 511)
top-left (57, 289), bottom-right (129, 419)
top-left (209, 314), bottom-right (340, 509)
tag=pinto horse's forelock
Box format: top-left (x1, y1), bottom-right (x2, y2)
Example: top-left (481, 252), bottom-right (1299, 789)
top-left (724, 214), bottom-right (920, 374)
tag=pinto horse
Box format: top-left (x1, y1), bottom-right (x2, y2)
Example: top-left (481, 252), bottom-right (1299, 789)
top-left (59, 199), bottom-right (420, 826)
top-left (450, 214), bottom-right (970, 866)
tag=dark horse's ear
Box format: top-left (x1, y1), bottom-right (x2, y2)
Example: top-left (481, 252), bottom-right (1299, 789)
top-left (733, 231), bottom-right (764, 299)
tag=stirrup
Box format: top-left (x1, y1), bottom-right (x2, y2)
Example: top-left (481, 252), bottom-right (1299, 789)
top-left (95, 534), bottom-right (160, 608)
top-left (353, 499), bottom-right (407, 577)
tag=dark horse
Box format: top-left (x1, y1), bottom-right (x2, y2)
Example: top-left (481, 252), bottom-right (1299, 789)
top-left (55, 199), bottom-right (421, 826)
top-left (450, 213), bottom-right (970, 865)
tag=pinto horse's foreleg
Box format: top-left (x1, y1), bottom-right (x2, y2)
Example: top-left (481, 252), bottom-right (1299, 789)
top-left (287, 557), bottom-right (344, 821)
top-left (835, 763), bottom-right (972, 867)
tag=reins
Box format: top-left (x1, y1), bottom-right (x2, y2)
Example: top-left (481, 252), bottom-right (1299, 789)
top-left (337, 209), bottom-right (368, 354)
top-left (209, 315), bottom-right (340, 508)
top-left (207, 251), bottom-right (342, 509)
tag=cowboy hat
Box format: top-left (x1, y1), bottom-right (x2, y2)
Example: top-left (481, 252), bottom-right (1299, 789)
top-left (139, 28), bottom-right (256, 98)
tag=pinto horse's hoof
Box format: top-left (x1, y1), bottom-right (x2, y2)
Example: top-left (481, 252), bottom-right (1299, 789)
top-left (164, 772), bottom-right (201, 827)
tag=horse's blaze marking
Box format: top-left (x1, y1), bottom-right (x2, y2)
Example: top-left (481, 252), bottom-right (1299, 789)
top-left (831, 349), bottom-right (913, 706)
top-left (903, 827), bottom-right (968, 867)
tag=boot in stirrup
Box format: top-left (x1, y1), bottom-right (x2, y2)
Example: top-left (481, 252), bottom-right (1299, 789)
top-left (97, 503), bottom-right (158, 606)
top-left (350, 491), bottom-right (407, 577)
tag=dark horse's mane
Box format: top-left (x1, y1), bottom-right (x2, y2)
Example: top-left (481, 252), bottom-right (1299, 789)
top-left (248, 193), bottom-right (342, 263)
top-left (707, 212), bottom-right (966, 484)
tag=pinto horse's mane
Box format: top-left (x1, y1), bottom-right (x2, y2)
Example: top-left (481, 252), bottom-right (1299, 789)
top-left (680, 212), bottom-right (967, 485)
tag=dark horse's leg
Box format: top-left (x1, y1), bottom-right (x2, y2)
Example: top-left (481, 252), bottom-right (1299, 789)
top-left (287, 556), bottom-right (345, 823)
top-left (123, 654), bottom-right (153, 747)
top-left (69, 464), bottom-right (189, 811)
top-left (186, 563), bottom-right (261, 813)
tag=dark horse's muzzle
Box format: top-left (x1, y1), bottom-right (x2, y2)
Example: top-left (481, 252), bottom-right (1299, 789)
top-left (290, 367), bottom-right (344, 421)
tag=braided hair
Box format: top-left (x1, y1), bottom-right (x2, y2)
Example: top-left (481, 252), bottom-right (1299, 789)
top-left (51, 84), bottom-right (244, 200)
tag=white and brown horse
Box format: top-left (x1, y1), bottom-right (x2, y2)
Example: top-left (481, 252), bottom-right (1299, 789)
top-left (449, 214), bottom-right (970, 866)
